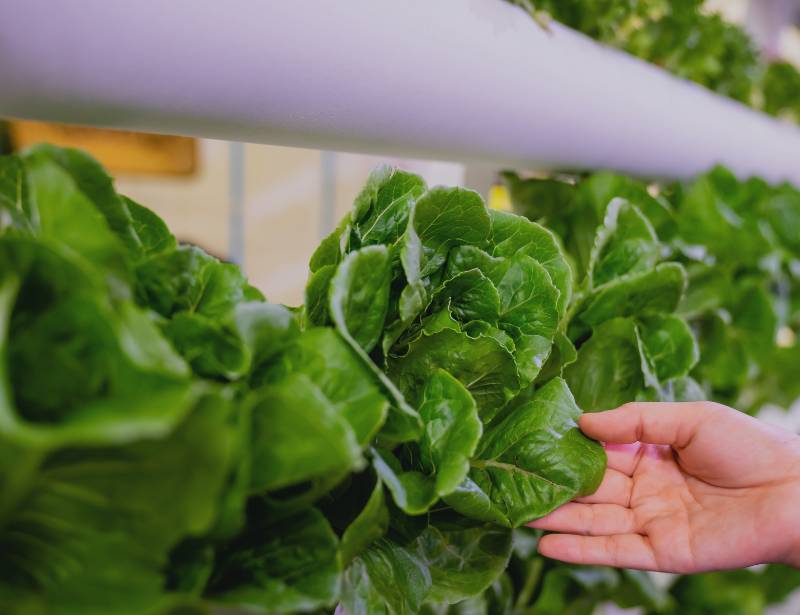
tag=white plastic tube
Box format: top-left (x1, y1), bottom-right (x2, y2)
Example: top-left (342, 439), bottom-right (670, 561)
top-left (2, 0), bottom-right (800, 184)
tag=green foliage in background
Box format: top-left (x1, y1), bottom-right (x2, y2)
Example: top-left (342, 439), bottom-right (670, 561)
top-left (509, 0), bottom-right (800, 122)
top-left (505, 167), bottom-right (800, 413)
top-left (503, 166), bottom-right (800, 613)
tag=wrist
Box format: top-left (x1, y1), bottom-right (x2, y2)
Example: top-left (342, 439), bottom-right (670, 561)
top-left (778, 438), bottom-right (800, 569)
top-left (784, 493), bottom-right (800, 569)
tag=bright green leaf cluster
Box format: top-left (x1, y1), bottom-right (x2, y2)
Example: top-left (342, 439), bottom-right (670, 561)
top-left (502, 171), bottom-right (702, 418)
top-left (305, 166), bottom-right (610, 612)
top-left (6, 143), bottom-right (795, 615)
top-left (505, 166), bottom-right (800, 612)
top-left (0, 144), bottom-right (244, 615)
top-left (0, 149), bottom-right (611, 615)
top-left (762, 61), bottom-right (800, 122)
top-left (507, 166), bottom-right (800, 413)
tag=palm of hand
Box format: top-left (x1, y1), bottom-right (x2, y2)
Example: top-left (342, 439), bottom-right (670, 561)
top-left (530, 402), bottom-right (800, 573)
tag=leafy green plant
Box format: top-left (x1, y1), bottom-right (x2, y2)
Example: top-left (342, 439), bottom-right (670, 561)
top-left (299, 164), bottom-right (703, 614)
top-left (300, 167), bottom-right (618, 612)
top-left (505, 166), bottom-right (800, 412)
top-left (504, 166), bottom-right (800, 612)
top-left (762, 61), bottom-right (800, 122)
top-left (0, 146), bottom-right (612, 614)
top-left (2, 144), bottom-right (798, 615)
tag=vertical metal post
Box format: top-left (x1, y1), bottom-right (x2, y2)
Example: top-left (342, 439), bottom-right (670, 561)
top-left (320, 151), bottom-right (337, 239)
top-left (228, 141), bottom-right (246, 269)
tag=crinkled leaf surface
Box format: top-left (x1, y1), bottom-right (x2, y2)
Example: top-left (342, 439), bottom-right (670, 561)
top-left (446, 246), bottom-right (559, 338)
top-left (587, 199), bottom-right (660, 287)
top-left (488, 209), bottom-right (573, 316)
top-left (123, 196), bottom-right (176, 258)
top-left (402, 187), bottom-right (490, 282)
top-left (329, 245), bottom-right (392, 353)
top-left (429, 270), bottom-right (500, 324)
top-left (573, 263), bottom-right (686, 334)
top-left (353, 167), bottom-right (426, 248)
top-left (415, 515), bottom-right (512, 604)
top-left (208, 506), bottom-right (340, 613)
top-left (342, 537), bottom-right (431, 615)
top-left (387, 329), bottom-right (518, 424)
top-left (418, 369), bottom-right (482, 497)
top-left (447, 378), bottom-right (606, 527)
top-left (135, 246), bottom-right (253, 319)
top-left (638, 314), bottom-right (699, 381)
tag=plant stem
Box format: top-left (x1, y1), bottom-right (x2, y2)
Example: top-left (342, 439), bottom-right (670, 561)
top-left (514, 557), bottom-right (544, 610)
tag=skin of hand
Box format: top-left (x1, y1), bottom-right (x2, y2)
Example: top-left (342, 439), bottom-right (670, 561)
top-left (529, 401), bottom-right (800, 573)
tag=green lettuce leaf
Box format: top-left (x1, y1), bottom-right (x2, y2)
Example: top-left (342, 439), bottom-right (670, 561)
top-left (0, 237), bottom-right (194, 450)
top-left (402, 187), bottom-right (491, 283)
top-left (329, 246), bottom-right (392, 353)
top-left (340, 476), bottom-right (390, 566)
top-left (352, 167), bottom-right (426, 248)
top-left (488, 209), bottom-right (573, 316)
top-left (388, 329), bottom-right (518, 424)
top-left (418, 370), bottom-right (482, 497)
top-left (248, 372), bottom-right (362, 493)
top-left (447, 378), bottom-right (606, 527)
top-left (416, 515), bottom-right (512, 604)
top-left (571, 263), bottom-right (686, 336)
top-left (0, 392), bottom-right (236, 615)
top-left (208, 506), bottom-right (341, 613)
top-left (0, 154), bottom-right (33, 234)
top-left (342, 538), bottom-right (432, 615)
top-left (565, 317), bottom-right (658, 411)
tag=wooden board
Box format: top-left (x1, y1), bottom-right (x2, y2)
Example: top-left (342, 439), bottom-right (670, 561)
top-left (9, 121), bottom-right (197, 176)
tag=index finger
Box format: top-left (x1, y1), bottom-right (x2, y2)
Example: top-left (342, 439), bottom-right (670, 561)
top-left (579, 402), bottom-right (721, 449)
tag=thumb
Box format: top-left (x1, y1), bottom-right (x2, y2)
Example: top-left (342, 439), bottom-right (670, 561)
top-left (579, 402), bottom-right (720, 448)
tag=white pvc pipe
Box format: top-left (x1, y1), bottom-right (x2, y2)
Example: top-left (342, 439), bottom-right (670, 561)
top-left (2, 0), bottom-right (800, 184)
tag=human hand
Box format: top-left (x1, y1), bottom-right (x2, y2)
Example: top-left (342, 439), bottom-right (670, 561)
top-left (529, 401), bottom-right (800, 573)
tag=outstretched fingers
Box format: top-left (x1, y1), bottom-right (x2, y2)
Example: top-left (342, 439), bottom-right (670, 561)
top-left (528, 502), bottom-right (638, 536)
top-left (538, 533), bottom-right (659, 570)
